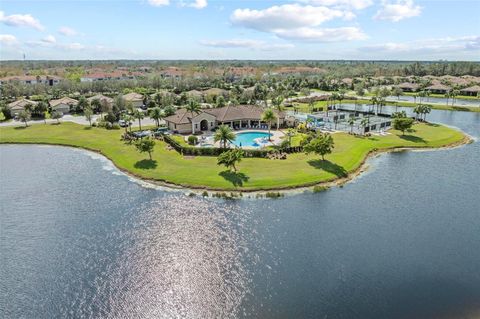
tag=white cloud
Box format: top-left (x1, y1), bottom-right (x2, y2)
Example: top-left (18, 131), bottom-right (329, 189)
top-left (0, 11), bottom-right (44, 30)
top-left (361, 35), bottom-right (480, 56)
top-left (58, 26), bottom-right (79, 36)
top-left (200, 39), bottom-right (294, 51)
top-left (300, 0), bottom-right (373, 10)
top-left (275, 27), bottom-right (367, 42)
top-left (62, 43), bottom-right (85, 50)
top-left (231, 4), bottom-right (350, 31)
top-left (374, 0), bottom-right (422, 22)
top-left (189, 0), bottom-right (207, 9)
top-left (42, 35), bottom-right (56, 44)
top-left (230, 4), bottom-right (365, 43)
top-left (0, 34), bottom-right (18, 46)
top-left (148, 0), bottom-right (170, 6)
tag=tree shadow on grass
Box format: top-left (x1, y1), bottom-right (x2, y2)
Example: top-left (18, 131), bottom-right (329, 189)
top-left (307, 159), bottom-right (348, 177)
top-left (83, 126), bottom-right (92, 130)
top-left (399, 135), bottom-right (426, 143)
top-left (134, 159), bottom-right (158, 169)
top-left (426, 123), bottom-right (439, 127)
top-left (14, 126), bottom-right (28, 130)
top-left (219, 170), bottom-right (250, 187)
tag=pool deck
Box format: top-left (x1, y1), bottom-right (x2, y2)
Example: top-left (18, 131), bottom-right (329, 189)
top-left (187, 129), bottom-right (286, 149)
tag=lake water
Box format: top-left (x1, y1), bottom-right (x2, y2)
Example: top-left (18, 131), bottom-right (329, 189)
top-left (1, 109), bottom-right (480, 319)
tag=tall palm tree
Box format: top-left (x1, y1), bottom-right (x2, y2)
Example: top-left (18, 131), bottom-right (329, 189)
top-left (148, 107), bottom-right (163, 127)
top-left (261, 108), bottom-right (276, 141)
top-left (348, 117), bottom-right (355, 133)
top-left (271, 95), bottom-right (284, 129)
top-left (186, 99), bottom-right (201, 134)
top-left (133, 109), bottom-right (144, 131)
top-left (214, 124), bottom-right (236, 148)
top-left (186, 99), bottom-right (201, 114)
top-left (121, 113), bottom-right (132, 133)
top-left (360, 117), bottom-right (369, 135)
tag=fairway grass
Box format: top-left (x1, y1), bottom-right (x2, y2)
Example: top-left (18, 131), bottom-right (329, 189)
top-left (0, 122), bottom-right (468, 191)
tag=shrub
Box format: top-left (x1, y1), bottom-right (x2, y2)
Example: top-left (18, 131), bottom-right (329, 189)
top-left (188, 135), bottom-right (198, 145)
top-left (313, 185), bottom-right (329, 193)
top-left (105, 122), bottom-right (113, 129)
top-left (111, 123), bottom-right (121, 130)
top-left (265, 192), bottom-right (284, 199)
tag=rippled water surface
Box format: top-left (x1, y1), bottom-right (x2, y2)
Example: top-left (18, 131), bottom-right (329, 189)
top-left (1, 109), bottom-right (480, 319)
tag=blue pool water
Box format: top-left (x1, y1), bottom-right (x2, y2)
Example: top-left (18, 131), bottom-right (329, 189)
top-left (233, 131), bottom-right (272, 147)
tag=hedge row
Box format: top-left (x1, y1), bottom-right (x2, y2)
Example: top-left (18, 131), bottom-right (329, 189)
top-left (162, 134), bottom-right (303, 158)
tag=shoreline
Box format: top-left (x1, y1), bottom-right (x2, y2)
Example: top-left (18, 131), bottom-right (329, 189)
top-left (1, 133), bottom-right (472, 198)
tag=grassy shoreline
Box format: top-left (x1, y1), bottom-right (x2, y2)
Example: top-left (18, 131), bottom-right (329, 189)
top-left (0, 122), bottom-right (469, 192)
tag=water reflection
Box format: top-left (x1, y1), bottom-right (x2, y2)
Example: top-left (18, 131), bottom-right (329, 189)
top-left (107, 197), bottom-right (252, 318)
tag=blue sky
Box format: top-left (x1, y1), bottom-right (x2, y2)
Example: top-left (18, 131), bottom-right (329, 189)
top-left (0, 0), bottom-right (479, 60)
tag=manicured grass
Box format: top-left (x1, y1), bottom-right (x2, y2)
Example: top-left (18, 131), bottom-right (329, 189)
top-left (0, 122), bottom-right (466, 191)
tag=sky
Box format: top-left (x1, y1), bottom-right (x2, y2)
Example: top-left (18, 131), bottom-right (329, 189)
top-left (0, 0), bottom-right (479, 60)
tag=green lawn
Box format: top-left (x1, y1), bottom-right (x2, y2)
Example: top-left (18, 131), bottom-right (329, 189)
top-left (0, 122), bottom-right (466, 191)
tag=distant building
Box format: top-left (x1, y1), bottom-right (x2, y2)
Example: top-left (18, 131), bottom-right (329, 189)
top-left (460, 85), bottom-right (480, 96)
top-left (396, 82), bottom-right (420, 92)
top-left (0, 75), bottom-right (62, 86)
top-left (50, 97), bottom-right (78, 114)
top-left (425, 83), bottom-right (451, 94)
top-left (80, 71), bottom-right (137, 82)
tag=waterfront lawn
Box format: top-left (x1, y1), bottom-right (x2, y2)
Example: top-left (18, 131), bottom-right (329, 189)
top-left (0, 122), bottom-right (466, 190)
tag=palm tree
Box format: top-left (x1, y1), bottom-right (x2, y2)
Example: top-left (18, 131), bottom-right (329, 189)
top-left (261, 108), bottom-right (276, 141)
top-left (149, 107), bottom-right (163, 127)
top-left (422, 104), bottom-right (432, 121)
top-left (348, 117), bottom-right (355, 133)
top-left (271, 95), bottom-right (284, 129)
top-left (451, 89), bottom-right (460, 106)
top-left (413, 104), bottom-right (422, 120)
top-left (214, 124), bottom-right (236, 148)
top-left (133, 109), bottom-right (144, 131)
top-left (186, 99), bottom-right (201, 134)
top-left (121, 113), bottom-right (133, 133)
top-left (360, 117), bottom-right (369, 135)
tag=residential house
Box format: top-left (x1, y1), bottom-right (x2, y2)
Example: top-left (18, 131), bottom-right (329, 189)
top-left (425, 83), bottom-right (451, 94)
top-left (122, 92), bottom-right (144, 108)
top-left (396, 82), bottom-right (420, 92)
top-left (460, 85), bottom-right (480, 97)
top-left (0, 75), bottom-right (62, 86)
top-left (7, 99), bottom-right (38, 115)
top-left (50, 97), bottom-right (78, 114)
top-left (86, 94), bottom-right (114, 107)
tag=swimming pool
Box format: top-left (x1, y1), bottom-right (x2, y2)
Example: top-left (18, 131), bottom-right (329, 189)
top-left (232, 131), bottom-right (272, 148)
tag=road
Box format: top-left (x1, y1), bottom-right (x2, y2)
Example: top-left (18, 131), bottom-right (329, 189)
top-left (0, 114), bottom-right (165, 128)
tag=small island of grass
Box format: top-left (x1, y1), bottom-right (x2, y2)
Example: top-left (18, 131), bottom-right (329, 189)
top-left (0, 121), bottom-right (469, 192)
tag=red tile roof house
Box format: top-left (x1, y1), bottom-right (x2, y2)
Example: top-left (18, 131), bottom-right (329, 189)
top-left (164, 105), bottom-right (285, 134)
top-left (460, 85), bottom-right (480, 96)
top-left (7, 99), bottom-right (38, 115)
top-left (50, 97), bottom-right (78, 114)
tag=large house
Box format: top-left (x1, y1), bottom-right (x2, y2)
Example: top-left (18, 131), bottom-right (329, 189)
top-left (50, 97), bottom-right (78, 114)
top-left (122, 92), bottom-right (144, 108)
top-left (0, 75), bottom-right (62, 86)
top-left (164, 105), bottom-right (285, 134)
top-left (8, 99), bottom-right (38, 115)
